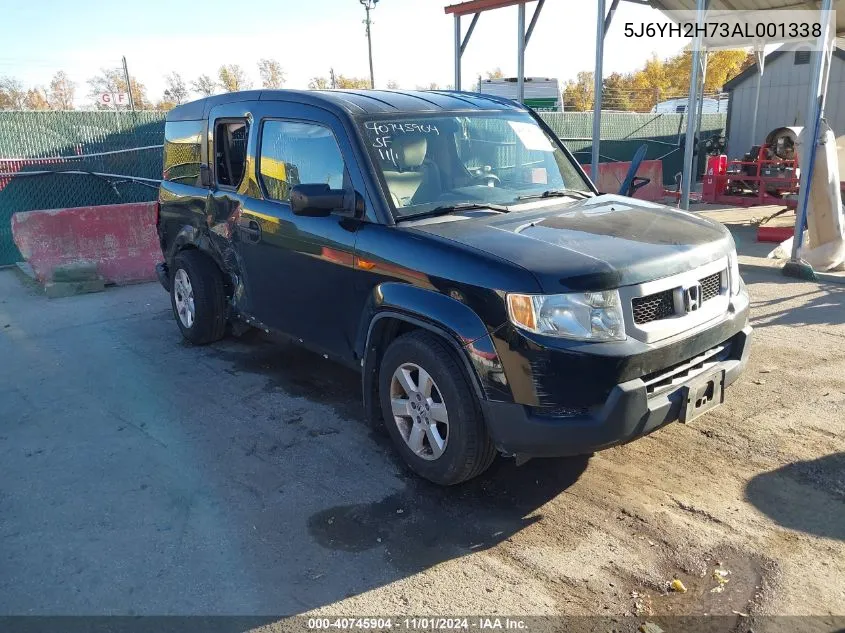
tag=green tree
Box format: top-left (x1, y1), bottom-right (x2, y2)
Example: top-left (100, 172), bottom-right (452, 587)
top-left (258, 59), bottom-right (285, 89)
top-left (308, 76), bottom-right (331, 89)
top-left (218, 64), bottom-right (251, 92)
top-left (335, 75), bottom-right (370, 89)
top-left (47, 71), bottom-right (75, 110)
top-left (602, 72), bottom-right (632, 111)
top-left (87, 68), bottom-right (148, 109)
top-left (0, 77), bottom-right (26, 110)
top-left (563, 71), bottom-right (594, 111)
top-left (24, 88), bottom-right (50, 110)
top-left (163, 72), bottom-right (188, 105)
top-left (191, 74), bottom-right (217, 97)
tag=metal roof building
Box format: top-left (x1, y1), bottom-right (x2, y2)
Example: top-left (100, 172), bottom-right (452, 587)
top-left (723, 46), bottom-right (845, 159)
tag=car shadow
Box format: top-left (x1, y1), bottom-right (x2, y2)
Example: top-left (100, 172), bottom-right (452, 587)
top-left (205, 331), bottom-right (590, 606)
top-left (745, 453), bottom-right (845, 541)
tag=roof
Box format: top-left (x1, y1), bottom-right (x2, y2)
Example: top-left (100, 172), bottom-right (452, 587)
top-left (723, 45), bottom-right (845, 90)
top-left (166, 89), bottom-right (524, 122)
top-left (444, 0), bottom-right (537, 16)
top-left (640, 0), bottom-right (845, 37)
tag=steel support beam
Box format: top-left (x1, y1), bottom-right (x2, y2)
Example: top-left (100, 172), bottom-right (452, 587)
top-left (517, 2), bottom-right (526, 103)
top-left (603, 0), bottom-right (621, 36)
top-left (680, 0), bottom-right (706, 209)
top-left (591, 0), bottom-right (606, 180)
top-left (790, 0), bottom-right (835, 266)
top-left (524, 0), bottom-right (545, 44)
top-left (454, 15), bottom-right (462, 90)
top-left (454, 12), bottom-right (480, 91)
top-left (750, 48), bottom-right (765, 143)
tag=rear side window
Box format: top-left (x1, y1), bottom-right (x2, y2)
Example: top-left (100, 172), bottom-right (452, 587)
top-left (215, 120), bottom-right (249, 188)
top-left (163, 120), bottom-right (202, 185)
top-left (259, 120), bottom-right (345, 202)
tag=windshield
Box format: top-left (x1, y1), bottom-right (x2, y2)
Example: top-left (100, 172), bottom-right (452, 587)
top-left (359, 112), bottom-right (592, 219)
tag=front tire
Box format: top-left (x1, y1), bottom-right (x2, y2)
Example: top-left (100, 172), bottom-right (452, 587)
top-left (379, 330), bottom-right (496, 485)
top-left (170, 250), bottom-right (227, 345)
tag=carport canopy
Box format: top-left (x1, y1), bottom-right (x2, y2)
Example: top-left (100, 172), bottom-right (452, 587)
top-left (445, 0), bottom-right (842, 272)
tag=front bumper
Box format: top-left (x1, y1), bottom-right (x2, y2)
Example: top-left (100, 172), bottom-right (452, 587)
top-left (481, 325), bottom-right (752, 457)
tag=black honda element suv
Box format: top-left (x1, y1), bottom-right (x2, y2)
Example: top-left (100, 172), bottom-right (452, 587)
top-left (156, 89), bottom-right (751, 485)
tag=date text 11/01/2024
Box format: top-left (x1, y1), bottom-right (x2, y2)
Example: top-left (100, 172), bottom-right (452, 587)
top-left (307, 618), bottom-right (528, 630)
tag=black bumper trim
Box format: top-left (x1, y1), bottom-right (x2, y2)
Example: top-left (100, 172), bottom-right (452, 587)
top-left (481, 326), bottom-right (752, 458)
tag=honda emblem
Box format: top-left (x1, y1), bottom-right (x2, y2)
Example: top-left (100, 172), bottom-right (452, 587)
top-left (684, 283), bottom-right (702, 312)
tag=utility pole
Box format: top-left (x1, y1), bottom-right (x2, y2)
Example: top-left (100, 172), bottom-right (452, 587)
top-left (360, 0), bottom-right (379, 89)
top-left (122, 56), bottom-right (135, 111)
top-left (330, 67), bottom-right (337, 89)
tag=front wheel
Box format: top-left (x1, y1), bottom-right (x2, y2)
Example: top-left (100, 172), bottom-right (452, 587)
top-left (379, 330), bottom-right (496, 485)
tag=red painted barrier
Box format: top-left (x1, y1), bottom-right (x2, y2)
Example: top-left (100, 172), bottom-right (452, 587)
top-left (581, 159), bottom-right (664, 202)
top-left (11, 202), bottom-right (162, 284)
top-left (757, 225), bottom-right (795, 243)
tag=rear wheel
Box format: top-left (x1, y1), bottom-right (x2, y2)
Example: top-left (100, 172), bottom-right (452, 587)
top-left (379, 330), bottom-right (496, 485)
top-left (170, 250), bottom-right (227, 345)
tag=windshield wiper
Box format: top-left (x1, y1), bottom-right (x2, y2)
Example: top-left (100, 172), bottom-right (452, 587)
top-left (398, 202), bottom-right (510, 222)
top-left (516, 188), bottom-right (592, 201)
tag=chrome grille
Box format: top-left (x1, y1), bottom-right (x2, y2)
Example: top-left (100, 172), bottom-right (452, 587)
top-left (632, 289), bottom-right (675, 325)
top-left (700, 272), bottom-right (722, 302)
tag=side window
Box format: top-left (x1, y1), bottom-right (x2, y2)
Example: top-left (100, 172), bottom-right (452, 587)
top-left (163, 120), bottom-right (203, 185)
top-left (259, 120), bottom-right (345, 203)
top-left (215, 120), bottom-right (249, 188)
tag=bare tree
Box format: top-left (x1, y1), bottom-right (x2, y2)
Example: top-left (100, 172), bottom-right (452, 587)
top-left (24, 88), bottom-right (50, 110)
top-left (218, 65), bottom-right (251, 92)
top-left (87, 67), bottom-right (148, 109)
top-left (386, 79), bottom-right (400, 89)
top-left (163, 72), bottom-right (188, 105)
top-left (485, 67), bottom-right (505, 80)
top-left (0, 77), bottom-right (26, 110)
top-left (47, 71), bottom-right (75, 110)
top-left (258, 59), bottom-right (285, 89)
top-left (191, 74), bottom-right (217, 97)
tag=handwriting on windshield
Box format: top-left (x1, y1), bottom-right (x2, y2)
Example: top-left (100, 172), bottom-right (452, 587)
top-left (365, 121), bottom-right (440, 165)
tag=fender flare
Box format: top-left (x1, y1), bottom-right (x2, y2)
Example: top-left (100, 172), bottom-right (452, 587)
top-left (357, 283), bottom-right (512, 425)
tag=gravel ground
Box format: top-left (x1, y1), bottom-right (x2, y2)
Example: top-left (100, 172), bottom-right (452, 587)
top-left (0, 243), bottom-right (842, 624)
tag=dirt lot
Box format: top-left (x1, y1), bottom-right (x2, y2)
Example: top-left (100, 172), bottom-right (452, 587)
top-left (0, 228), bottom-right (843, 625)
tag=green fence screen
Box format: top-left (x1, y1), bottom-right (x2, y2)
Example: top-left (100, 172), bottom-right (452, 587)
top-left (0, 109), bottom-right (725, 267)
top-left (0, 111), bottom-right (166, 265)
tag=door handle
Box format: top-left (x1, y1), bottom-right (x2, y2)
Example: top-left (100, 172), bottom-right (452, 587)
top-left (237, 218), bottom-right (262, 243)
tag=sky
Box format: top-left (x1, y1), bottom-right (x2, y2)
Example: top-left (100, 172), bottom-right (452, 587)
top-left (0, 0), bottom-right (688, 106)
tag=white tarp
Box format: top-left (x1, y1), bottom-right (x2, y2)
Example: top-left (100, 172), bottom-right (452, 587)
top-left (771, 124), bottom-right (845, 270)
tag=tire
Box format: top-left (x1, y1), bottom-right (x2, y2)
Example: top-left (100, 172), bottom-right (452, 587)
top-left (170, 250), bottom-right (227, 345)
top-left (378, 330), bottom-right (496, 485)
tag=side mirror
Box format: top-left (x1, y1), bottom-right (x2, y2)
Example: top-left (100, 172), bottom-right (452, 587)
top-left (290, 184), bottom-right (362, 218)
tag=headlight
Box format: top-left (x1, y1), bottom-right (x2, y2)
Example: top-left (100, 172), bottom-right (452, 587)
top-left (506, 290), bottom-right (626, 341)
top-left (728, 251), bottom-right (741, 296)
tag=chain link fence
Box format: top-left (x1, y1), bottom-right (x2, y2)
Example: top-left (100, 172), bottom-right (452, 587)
top-left (0, 111), bottom-right (166, 265)
top-left (0, 109), bottom-right (726, 267)
top-left (541, 111), bottom-right (727, 187)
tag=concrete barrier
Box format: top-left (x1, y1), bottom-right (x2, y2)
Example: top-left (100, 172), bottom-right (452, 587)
top-left (581, 159), bottom-right (664, 201)
top-left (11, 202), bottom-right (162, 285)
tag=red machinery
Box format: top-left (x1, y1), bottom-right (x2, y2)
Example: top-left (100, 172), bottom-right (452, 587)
top-left (702, 127), bottom-right (801, 207)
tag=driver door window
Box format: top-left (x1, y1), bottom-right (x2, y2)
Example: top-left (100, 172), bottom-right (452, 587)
top-left (258, 120), bottom-right (345, 202)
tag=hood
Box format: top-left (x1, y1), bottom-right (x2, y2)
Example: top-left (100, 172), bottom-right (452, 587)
top-left (407, 194), bottom-right (734, 292)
